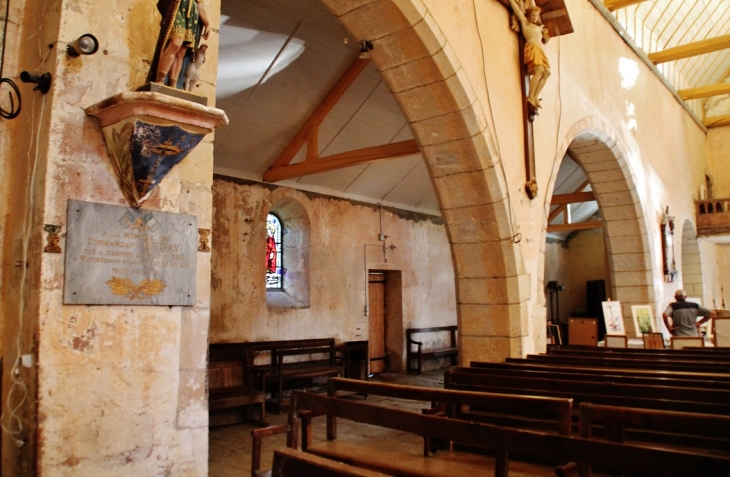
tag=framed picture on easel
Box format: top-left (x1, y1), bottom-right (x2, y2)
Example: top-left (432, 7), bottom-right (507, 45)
top-left (630, 305), bottom-right (654, 338)
top-left (602, 300), bottom-right (625, 335)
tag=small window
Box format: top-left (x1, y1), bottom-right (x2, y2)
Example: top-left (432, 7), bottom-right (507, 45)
top-left (266, 213), bottom-right (283, 289)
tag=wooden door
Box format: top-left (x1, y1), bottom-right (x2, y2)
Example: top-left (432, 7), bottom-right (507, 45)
top-left (368, 274), bottom-right (386, 374)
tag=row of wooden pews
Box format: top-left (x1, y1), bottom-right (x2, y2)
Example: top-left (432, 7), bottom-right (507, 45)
top-left (254, 374), bottom-right (730, 476)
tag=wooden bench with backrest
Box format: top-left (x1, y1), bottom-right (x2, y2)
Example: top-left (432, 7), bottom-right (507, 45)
top-left (579, 402), bottom-right (730, 454)
top-left (270, 447), bottom-right (390, 477)
top-left (286, 388), bottom-right (730, 477)
top-left (547, 344), bottom-right (730, 358)
top-left (322, 377), bottom-right (572, 456)
top-left (209, 339), bottom-right (339, 423)
top-left (251, 340), bottom-right (343, 413)
top-left (446, 366), bottom-right (730, 415)
top-left (406, 325), bottom-right (457, 374)
top-left (513, 353), bottom-right (730, 373)
top-left (465, 361), bottom-right (730, 391)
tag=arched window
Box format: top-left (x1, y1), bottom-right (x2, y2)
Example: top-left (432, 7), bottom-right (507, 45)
top-left (266, 213), bottom-right (283, 289)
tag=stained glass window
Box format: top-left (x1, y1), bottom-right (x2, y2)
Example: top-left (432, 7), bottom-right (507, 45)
top-left (266, 213), bottom-right (283, 289)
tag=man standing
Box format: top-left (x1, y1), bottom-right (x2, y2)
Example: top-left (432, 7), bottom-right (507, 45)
top-left (662, 289), bottom-right (714, 337)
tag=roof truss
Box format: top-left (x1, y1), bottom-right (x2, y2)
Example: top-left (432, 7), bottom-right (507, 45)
top-left (263, 57), bottom-right (419, 183)
top-left (604, 0), bottom-right (648, 12)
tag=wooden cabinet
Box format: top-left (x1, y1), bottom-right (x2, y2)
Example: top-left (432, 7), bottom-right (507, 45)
top-left (569, 317), bottom-right (598, 346)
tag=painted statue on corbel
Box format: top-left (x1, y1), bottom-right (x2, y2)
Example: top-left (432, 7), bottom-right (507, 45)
top-left (84, 0), bottom-right (228, 209)
top-left (147, 0), bottom-right (211, 91)
top-left (508, 0), bottom-right (551, 111)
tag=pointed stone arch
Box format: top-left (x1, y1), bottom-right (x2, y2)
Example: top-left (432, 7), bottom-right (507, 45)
top-left (320, 0), bottom-right (529, 361)
top-left (544, 117), bottom-right (655, 333)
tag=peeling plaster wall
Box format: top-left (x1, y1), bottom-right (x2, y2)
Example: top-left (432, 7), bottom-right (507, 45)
top-left (2, 0), bottom-right (220, 475)
top-left (210, 178), bottom-right (457, 369)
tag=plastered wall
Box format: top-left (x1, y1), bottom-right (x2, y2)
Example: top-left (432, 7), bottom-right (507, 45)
top-left (210, 177), bottom-right (457, 370)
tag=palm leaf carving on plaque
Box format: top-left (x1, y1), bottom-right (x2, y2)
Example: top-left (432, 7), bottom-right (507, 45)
top-left (106, 277), bottom-right (166, 300)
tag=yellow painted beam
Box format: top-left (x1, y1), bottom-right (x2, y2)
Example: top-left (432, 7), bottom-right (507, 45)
top-left (704, 114), bottom-right (730, 128)
top-left (648, 34), bottom-right (730, 64)
top-left (263, 140), bottom-right (420, 182)
top-left (547, 220), bottom-right (603, 233)
top-left (679, 82), bottom-right (730, 101)
top-left (604, 0), bottom-right (647, 12)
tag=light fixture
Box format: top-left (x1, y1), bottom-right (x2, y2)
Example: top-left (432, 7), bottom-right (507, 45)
top-left (359, 40), bottom-right (373, 59)
top-left (20, 71), bottom-right (51, 94)
top-left (67, 34), bottom-right (99, 57)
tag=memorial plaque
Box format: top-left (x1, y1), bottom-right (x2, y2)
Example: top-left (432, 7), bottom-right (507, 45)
top-left (64, 200), bottom-right (197, 305)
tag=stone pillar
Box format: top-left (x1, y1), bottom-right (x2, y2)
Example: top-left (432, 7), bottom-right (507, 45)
top-left (1, 1), bottom-right (220, 475)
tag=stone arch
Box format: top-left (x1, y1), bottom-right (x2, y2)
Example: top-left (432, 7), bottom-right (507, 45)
top-left (321, 0), bottom-right (528, 361)
top-left (680, 219), bottom-right (704, 300)
top-left (544, 117), bottom-right (655, 333)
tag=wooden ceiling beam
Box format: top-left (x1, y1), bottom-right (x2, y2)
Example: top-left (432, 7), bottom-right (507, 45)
top-left (548, 180), bottom-right (590, 222)
top-left (703, 114), bottom-right (730, 128)
top-left (648, 34), bottom-right (730, 64)
top-left (547, 220), bottom-right (603, 233)
top-left (269, 57), bottom-right (370, 170)
top-left (263, 140), bottom-right (420, 183)
top-left (604, 0), bottom-right (647, 12)
top-left (550, 191), bottom-right (596, 205)
top-left (679, 82), bottom-right (730, 101)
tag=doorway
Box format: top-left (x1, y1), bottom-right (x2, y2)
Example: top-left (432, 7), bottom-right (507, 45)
top-left (368, 270), bottom-right (403, 374)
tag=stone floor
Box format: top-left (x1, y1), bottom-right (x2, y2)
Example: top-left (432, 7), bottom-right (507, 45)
top-left (208, 370), bottom-right (569, 477)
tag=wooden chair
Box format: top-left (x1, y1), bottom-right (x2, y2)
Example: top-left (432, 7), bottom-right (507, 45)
top-left (713, 316), bottom-right (730, 347)
top-left (671, 336), bottom-right (704, 349)
top-left (604, 334), bottom-right (628, 348)
top-left (642, 332), bottom-right (665, 349)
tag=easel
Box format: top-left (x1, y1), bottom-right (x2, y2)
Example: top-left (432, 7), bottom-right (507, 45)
top-left (496, 0), bottom-right (573, 199)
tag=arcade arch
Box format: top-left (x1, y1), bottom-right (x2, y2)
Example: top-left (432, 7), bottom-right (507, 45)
top-left (544, 118), bottom-right (655, 334)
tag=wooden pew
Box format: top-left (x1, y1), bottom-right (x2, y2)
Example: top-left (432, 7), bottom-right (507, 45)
top-left (252, 342), bottom-right (343, 414)
top-left (271, 447), bottom-right (390, 477)
top-left (471, 360), bottom-right (730, 385)
top-left (463, 361), bottom-right (730, 390)
top-left (322, 377), bottom-right (573, 455)
top-left (288, 390), bottom-right (730, 477)
top-left (513, 354), bottom-right (730, 373)
top-left (579, 402), bottom-right (730, 454)
top-left (209, 339), bottom-right (340, 422)
top-left (446, 366), bottom-right (730, 415)
top-left (547, 345), bottom-right (730, 359)
top-left (406, 326), bottom-right (458, 374)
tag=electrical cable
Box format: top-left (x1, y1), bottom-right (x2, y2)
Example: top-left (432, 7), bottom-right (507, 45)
top-left (472, 0), bottom-right (521, 244)
top-left (0, 92), bottom-right (45, 440)
top-left (0, 77), bottom-right (21, 119)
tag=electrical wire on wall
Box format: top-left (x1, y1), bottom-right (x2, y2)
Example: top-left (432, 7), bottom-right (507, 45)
top-left (0, 0), bottom-right (52, 445)
top-left (471, 0), bottom-right (521, 244)
top-left (0, 0), bottom-right (21, 119)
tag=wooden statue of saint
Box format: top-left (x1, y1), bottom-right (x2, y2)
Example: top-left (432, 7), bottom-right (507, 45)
top-left (147, 0), bottom-right (211, 90)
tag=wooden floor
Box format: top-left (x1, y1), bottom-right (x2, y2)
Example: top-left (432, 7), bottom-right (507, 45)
top-left (208, 370), bottom-right (597, 477)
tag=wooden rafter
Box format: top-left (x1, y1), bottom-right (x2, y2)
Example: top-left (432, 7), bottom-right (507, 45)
top-left (547, 220), bottom-right (603, 233)
top-left (548, 180), bottom-right (589, 222)
top-left (648, 34), bottom-right (730, 64)
top-left (679, 82), bottom-right (730, 101)
top-left (604, 0), bottom-right (647, 12)
top-left (703, 114), bottom-right (730, 128)
top-left (550, 191), bottom-right (596, 205)
top-left (263, 56), bottom-right (419, 183)
top-left (263, 140), bottom-right (420, 182)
